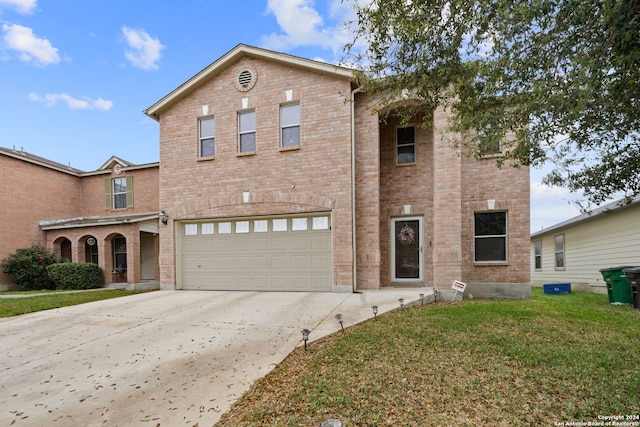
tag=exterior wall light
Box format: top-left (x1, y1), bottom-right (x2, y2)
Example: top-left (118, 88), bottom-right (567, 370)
top-left (159, 211), bottom-right (169, 225)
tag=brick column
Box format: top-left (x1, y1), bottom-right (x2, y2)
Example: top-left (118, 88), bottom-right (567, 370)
top-left (354, 93), bottom-right (381, 290)
top-left (126, 229), bottom-right (140, 284)
top-left (431, 105), bottom-right (462, 289)
top-left (98, 238), bottom-right (110, 284)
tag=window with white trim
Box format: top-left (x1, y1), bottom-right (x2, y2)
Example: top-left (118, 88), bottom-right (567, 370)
top-left (312, 216), bottom-right (329, 230)
top-left (474, 211), bottom-right (507, 262)
top-left (292, 218), bottom-right (308, 231)
top-left (396, 126), bottom-right (416, 164)
top-left (113, 177), bottom-right (127, 209)
top-left (554, 235), bottom-right (565, 269)
top-left (184, 224), bottom-right (197, 236)
top-left (534, 240), bottom-right (542, 270)
top-left (202, 223), bottom-right (214, 235)
top-left (273, 219), bottom-right (287, 232)
top-left (280, 103), bottom-right (300, 148)
top-left (218, 222), bottom-right (232, 234)
top-left (254, 220), bottom-right (268, 233)
top-left (238, 110), bottom-right (256, 153)
top-left (236, 221), bottom-right (250, 233)
top-left (199, 117), bottom-right (215, 157)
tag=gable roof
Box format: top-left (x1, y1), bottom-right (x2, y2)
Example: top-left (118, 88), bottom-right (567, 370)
top-left (531, 195), bottom-right (640, 238)
top-left (143, 44), bottom-right (354, 121)
top-left (0, 146), bottom-right (83, 175)
top-left (0, 146), bottom-right (158, 176)
top-left (98, 155), bottom-right (134, 171)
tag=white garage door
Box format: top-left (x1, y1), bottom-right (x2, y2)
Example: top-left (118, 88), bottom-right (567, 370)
top-left (179, 215), bottom-right (332, 291)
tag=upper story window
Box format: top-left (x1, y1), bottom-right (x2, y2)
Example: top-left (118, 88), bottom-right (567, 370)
top-left (238, 110), bottom-right (256, 153)
top-left (199, 117), bottom-right (215, 158)
top-left (479, 138), bottom-right (502, 155)
top-left (280, 103), bottom-right (300, 148)
top-left (534, 240), bottom-right (542, 270)
top-left (554, 234), bottom-right (565, 269)
top-left (477, 125), bottom-right (503, 155)
top-left (396, 126), bottom-right (416, 164)
top-left (474, 211), bottom-right (507, 262)
top-left (105, 176), bottom-right (133, 210)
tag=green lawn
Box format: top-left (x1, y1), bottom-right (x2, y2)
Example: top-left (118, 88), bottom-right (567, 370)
top-left (216, 289), bottom-right (640, 426)
top-left (0, 289), bottom-right (153, 317)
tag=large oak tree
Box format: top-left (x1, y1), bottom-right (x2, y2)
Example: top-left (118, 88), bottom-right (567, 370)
top-left (345, 0), bottom-right (639, 206)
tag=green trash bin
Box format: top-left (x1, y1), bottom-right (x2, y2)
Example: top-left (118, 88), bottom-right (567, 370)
top-left (599, 266), bottom-right (638, 304)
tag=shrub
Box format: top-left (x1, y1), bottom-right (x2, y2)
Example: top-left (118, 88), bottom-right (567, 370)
top-left (0, 245), bottom-right (58, 290)
top-left (47, 263), bottom-right (105, 290)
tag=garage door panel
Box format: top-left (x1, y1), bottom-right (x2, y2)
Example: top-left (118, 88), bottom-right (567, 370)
top-left (235, 237), bottom-right (256, 251)
top-left (271, 236), bottom-right (290, 251)
top-left (291, 255), bottom-right (311, 270)
top-left (271, 255), bottom-right (289, 270)
top-left (311, 255), bottom-right (331, 270)
top-left (291, 237), bottom-right (310, 250)
top-left (180, 215), bottom-right (332, 291)
top-left (234, 255), bottom-right (253, 269)
top-left (252, 256), bottom-right (271, 269)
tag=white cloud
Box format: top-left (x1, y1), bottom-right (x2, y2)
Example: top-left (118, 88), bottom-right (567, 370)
top-left (121, 26), bottom-right (164, 70)
top-left (0, 0), bottom-right (36, 14)
top-left (29, 92), bottom-right (113, 111)
top-left (2, 23), bottom-right (60, 66)
top-left (261, 0), bottom-right (355, 54)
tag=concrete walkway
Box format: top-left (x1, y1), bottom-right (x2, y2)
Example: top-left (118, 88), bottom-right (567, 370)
top-left (0, 288), bottom-right (432, 426)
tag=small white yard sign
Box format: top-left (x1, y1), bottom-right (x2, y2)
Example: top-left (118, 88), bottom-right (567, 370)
top-left (452, 280), bottom-right (467, 301)
top-left (452, 280), bottom-right (467, 292)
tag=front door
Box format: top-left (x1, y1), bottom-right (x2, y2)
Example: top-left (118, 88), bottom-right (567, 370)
top-left (391, 217), bottom-right (423, 282)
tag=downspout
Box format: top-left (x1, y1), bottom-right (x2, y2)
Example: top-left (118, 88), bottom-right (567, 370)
top-left (350, 87), bottom-right (361, 292)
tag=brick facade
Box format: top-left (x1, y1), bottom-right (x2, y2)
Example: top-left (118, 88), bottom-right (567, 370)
top-left (146, 45), bottom-right (531, 297)
top-left (0, 148), bottom-right (159, 289)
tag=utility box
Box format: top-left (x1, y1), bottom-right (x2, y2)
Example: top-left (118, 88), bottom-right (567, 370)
top-left (622, 267), bottom-right (640, 310)
top-left (543, 283), bottom-right (571, 294)
top-left (599, 266), bottom-right (637, 304)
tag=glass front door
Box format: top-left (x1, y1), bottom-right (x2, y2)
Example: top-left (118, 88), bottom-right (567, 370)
top-left (392, 217), bottom-right (423, 282)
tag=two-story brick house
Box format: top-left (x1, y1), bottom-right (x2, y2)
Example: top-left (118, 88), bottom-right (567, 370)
top-left (0, 147), bottom-right (160, 289)
top-left (144, 44), bottom-right (531, 298)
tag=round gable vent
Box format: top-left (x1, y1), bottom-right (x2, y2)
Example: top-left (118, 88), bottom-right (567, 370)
top-left (235, 68), bottom-right (257, 92)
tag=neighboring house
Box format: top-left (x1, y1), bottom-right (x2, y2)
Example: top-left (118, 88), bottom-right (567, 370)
top-left (530, 196), bottom-right (640, 293)
top-left (0, 147), bottom-right (160, 290)
top-left (144, 44), bottom-right (531, 297)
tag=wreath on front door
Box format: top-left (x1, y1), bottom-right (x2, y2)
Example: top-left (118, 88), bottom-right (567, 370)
top-left (397, 223), bottom-right (416, 246)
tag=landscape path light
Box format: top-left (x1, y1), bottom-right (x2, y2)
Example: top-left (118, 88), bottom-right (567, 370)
top-left (399, 298), bottom-right (405, 310)
top-left (372, 305), bottom-right (378, 321)
top-left (335, 313), bottom-right (344, 332)
top-left (419, 293), bottom-right (425, 306)
top-left (301, 328), bottom-right (311, 351)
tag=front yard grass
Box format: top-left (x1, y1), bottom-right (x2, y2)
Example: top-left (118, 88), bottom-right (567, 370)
top-left (0, 289), bottom-right (153, 317)
top-left (216, 289), bottom-right (640, 426)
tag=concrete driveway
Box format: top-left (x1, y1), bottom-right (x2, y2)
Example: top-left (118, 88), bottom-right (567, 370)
top-left (0, 289), bottom-right (431, 426)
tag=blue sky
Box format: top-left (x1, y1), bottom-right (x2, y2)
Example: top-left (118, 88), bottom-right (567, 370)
top-left (0, 0), bottom-right (583, 231)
